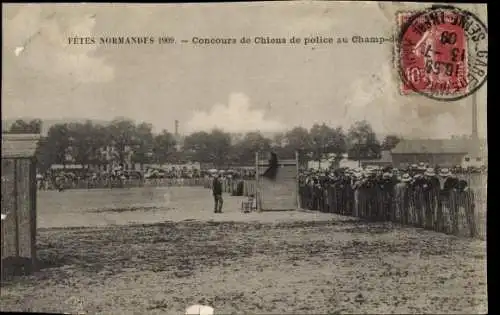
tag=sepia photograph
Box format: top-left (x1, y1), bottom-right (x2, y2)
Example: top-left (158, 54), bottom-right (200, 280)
top-left (1, 2), bottom-right (487, 314)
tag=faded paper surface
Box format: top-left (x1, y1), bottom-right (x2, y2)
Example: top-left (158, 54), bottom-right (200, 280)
top-left (2, 2), bottom-right (487, 315)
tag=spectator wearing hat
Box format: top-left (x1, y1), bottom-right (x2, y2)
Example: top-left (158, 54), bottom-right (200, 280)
top-left (366, 171), bottom-right (381, 220)
top-left (412, 163), bottom-right (424, 176)
top-left (415, 162), bottom-right (426, 174)
top-left (343, 172), bottom-right (355, 216)
top-left (392, 168), bottom-right (400, 181)
top-left (212, 174), bottom-right (224, 213)
top-left (55, 175), bottom-right (66, 192)
top-left (303, 174), bottom-right (314, 209)
top-left (321, 173), bottom-right (331, 213)
top-left (456, 178), bottom-right (477, 237)
top-left (304, 174), bottom-right (313, 209)
top-left (311, 177), bottom-right (322, 211)
top-left (422, 168), bottom-right (439, 229)
top-left (395, 173), bottom-right (412, 224)
top-left (438, 168), bottom-right (459, 233)
top-left (298, 175), bottom-right (308, 209)
top-left (382, 166), bottom-right (393, 174)
top-left (377, 172), bottom-right (396, 221)
top-left (327, 174), bottom-right (338, 214)
top-left (411, 172), bottom-right (426, 227)
top-left (331, 171), bottom-right (346, 215)
top-left (318, 172), bottom-right (330, 212)
top-left (409, 164), bottom-right (418, 176)
top-left (352, 172), bottom-right (366, 218)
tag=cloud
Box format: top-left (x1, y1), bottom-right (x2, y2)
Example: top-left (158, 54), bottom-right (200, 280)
top-left (185, 93), bottom-right (285, 133)
top-left (341, 63), bottom-right (470, 138)
top-left (3, 5), bottom-right (114, 84)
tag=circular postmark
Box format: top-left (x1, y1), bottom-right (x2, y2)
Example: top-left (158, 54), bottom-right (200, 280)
top-left (398, 5), bottom-right (487, 101)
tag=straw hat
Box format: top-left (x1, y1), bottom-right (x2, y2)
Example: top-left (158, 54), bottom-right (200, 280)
top-left (438, 168), bottom-right (452, 177)
top-left (382, 172), bottom-right (392, 179)
top-left (366, 169), bottom-right (376, 177)
top-left (424, 168), bottom-right (436, 176)
top-left (354, 172), bottom-right (363, 179)
top-left (401, 173), bottom-right (412, 182)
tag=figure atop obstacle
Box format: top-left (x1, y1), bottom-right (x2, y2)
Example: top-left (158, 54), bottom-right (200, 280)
top-left (262, 151), bottom-right (279, 180)
top-left (255, 151), bottom-right (300, 211)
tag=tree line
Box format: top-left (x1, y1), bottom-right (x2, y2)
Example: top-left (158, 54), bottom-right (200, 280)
top-left (4, 118), bottom-right (401, 172)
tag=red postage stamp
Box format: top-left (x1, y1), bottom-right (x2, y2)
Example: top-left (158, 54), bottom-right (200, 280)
top-left (397, 6), bottom-right (487, 101)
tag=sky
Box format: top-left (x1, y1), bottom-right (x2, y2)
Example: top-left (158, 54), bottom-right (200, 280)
top-left (2, 2), bottom-right (487, 138)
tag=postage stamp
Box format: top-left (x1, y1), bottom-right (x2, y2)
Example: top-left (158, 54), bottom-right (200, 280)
top-left (397, 5), bottom-right (488, 101)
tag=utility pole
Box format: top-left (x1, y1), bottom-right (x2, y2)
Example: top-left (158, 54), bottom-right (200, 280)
top-left (472, 92), bottom-right (478, 142)
top-left (470, 4), bottom-right (482, 156)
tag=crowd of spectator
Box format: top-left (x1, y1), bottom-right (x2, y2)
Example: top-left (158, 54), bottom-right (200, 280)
top-left (297, 162), bottom-right (481, 237)
top-left (36, 166), bottom-right (257, 190)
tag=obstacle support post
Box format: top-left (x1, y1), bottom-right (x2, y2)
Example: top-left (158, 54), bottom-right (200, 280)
top-left (295, 151), bottom-right (301, 210)
top-left (255, 151), bottom-right (262, 212)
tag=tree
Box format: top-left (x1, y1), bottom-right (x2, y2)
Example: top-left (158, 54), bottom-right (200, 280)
top-left (271, 132), bottom-right (287, 148)
top-left (152, 130), bottom-right (177, 164)
top-left (67, 121), bottom-right (108, 168)
top-left (183, 129), bottom-right (231, 168)
top-left (330, 127), bottom-right (348, 160)
top-left (382, 134), bottom-right (401, 151)
top-left (309, 123), bottom-right (347, 162)
top-left (282, 126), bottom-right (311, 160)
top-left (106, 118), bottom-right (137, 166)
top-left (208, 129), bottom-right (232, 168)
top-left (132, 122), bottom-right (154, 167)
top-left (8, 119), bottom-right (42, 134)
top-left (45, 123), bottom-right (71, 165)
top-left (347, 120), bottom-right (381, 160)
top-left (233, 131), bottom-right (272, 164)
top-left (183, 131), bottom-right (209, 162)
top-left (90, 124), bottom-right (109, 167)
top-left (35, 136), bottom-right (54, 173)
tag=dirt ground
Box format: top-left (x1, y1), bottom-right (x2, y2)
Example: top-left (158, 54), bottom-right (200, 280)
top-left (1, 187), bottom-right (488, 314)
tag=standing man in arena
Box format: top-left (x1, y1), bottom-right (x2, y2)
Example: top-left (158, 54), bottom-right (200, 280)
top-left (212, 173), bottom-right (223, 213)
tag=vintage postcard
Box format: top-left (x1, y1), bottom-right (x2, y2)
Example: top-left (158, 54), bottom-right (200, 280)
top-left (2, 2), bottom-right (487, 314)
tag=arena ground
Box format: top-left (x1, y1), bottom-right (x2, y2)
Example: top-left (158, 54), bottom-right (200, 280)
top-left (0, 187), bottom-right (487, 314)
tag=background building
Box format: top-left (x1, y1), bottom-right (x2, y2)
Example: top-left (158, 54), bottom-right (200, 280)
top-left (360, 150), bottom-right (393, 168)
top-left (391, 138), bottom-right (486, 168)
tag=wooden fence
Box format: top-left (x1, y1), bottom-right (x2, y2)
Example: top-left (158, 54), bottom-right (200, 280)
top-left (38, 174), bottom-right (486, 240)
top-left (38, 178), bottom-right (209, 190)
top-left (204, 176), bottom-right (486, 240)
top-left (299, 183), bottom-right (485, 240)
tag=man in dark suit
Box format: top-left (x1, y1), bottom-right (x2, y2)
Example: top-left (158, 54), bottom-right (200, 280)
top-left (212, 174), bottom-right (223, 213)
top-left (438, 168), bottom-right (459, 233)
top-left (411, 173), bottom-right (426, 227)
top-left (457, 178), bottom-right (476, 237)
top-left (378, 172), bottom-right (396, 221)
top-left (422, 168), bottom-right (440, 229)
top-left (395, 173), bottom-right (412, 224)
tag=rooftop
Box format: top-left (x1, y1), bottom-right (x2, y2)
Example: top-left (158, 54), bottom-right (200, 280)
top-left (362, 150), bottom-right (393, 164)
top-left (391, 138), bottom-right (487, 155)
top-left (2, 134), bottom-right (41, 159)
